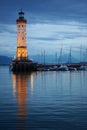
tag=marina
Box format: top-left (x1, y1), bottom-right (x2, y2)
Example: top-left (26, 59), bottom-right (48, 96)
top-left (36, 63), bottom-right (87, 71)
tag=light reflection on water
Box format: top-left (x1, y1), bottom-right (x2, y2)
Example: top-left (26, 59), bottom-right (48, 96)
top-left (12, 74), bottom-right (28, 130)
top-left (0, 66), bottom-right (87, 130)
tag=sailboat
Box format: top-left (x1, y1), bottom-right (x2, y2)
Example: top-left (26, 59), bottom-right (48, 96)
top-left (68, 47), bottom-right (77, 71)
top-left (57, 48), bottom-right (68, 71)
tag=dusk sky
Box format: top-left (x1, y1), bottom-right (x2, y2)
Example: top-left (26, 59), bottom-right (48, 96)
top-left (0, 0), bottom-right (87, 57)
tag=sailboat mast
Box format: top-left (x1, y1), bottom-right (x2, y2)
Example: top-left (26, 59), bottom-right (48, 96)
top-left (68, 47), bottom-right (72, 64)
top-left (58, 48), bottom-right (62, 64)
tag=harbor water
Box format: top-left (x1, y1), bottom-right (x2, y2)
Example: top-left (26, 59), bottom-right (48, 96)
top-left (0, 66), bottom-right (87, 130)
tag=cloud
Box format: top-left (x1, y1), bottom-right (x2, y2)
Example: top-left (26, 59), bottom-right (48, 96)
top-left (26, 22), bottom-right (87, 55)
top-left (0, 0), bottom-right (87, 24)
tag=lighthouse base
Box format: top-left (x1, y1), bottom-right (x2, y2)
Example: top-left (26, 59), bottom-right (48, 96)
top-left (11, 59), bottom-right (37, 73)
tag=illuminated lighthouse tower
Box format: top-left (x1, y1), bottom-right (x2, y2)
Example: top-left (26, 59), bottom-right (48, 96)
top-left (16, 10), bottom-right (28, 60)
top-left (11, 10), bottom-right (37, 72)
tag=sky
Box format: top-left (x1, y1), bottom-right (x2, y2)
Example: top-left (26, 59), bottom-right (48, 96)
top-left (0, 0), bottom-right (87, 59)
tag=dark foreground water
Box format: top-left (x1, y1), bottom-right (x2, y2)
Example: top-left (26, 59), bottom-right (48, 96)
top-left (0, 66), bottom-right (87, 130)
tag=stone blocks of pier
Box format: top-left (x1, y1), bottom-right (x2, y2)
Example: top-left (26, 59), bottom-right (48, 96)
top-left (11, 59), bottom-right (37, 72)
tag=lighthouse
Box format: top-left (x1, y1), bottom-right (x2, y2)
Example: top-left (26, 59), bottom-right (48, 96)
top-left (11, 10), bottom-right (37, 72)
top-left (16, 10), bottom-right (28, 60)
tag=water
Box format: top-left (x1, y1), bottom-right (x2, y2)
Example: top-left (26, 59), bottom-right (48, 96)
top-left (0, 66), bottom-right (87, 130)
